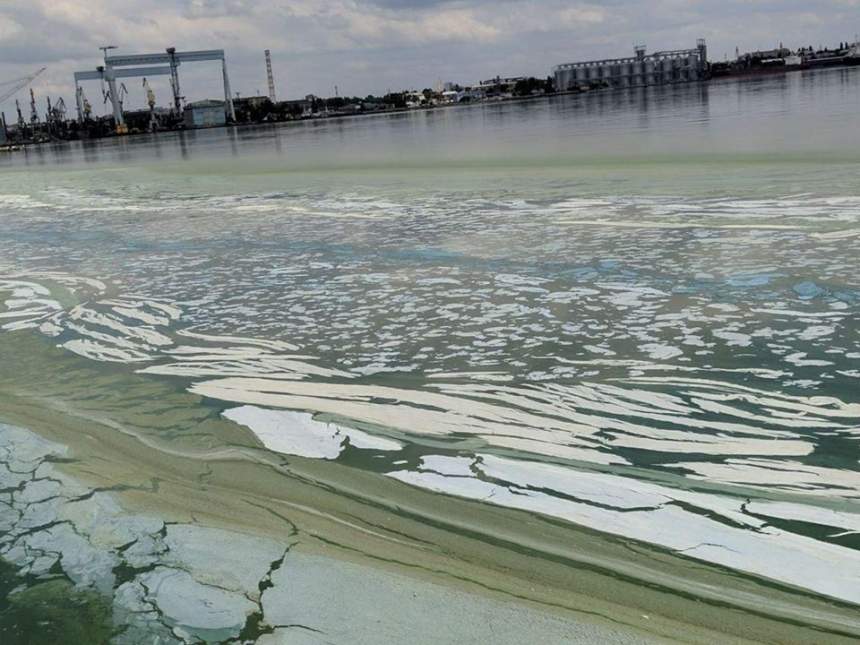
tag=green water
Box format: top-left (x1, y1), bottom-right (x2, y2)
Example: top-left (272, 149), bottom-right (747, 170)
top-left (1, 68), bottom-right (860, 644)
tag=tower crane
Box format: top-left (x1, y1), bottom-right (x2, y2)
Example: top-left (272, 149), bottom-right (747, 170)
top-left (142, 77), bottom-right (155, 109)
top-left (47, 97), bottom-right (66, 122)
top-left (0, 68), bottom-right (47, 106)
top-left (15, 99), bottom-right (24, 128)
top-left (142, 77), bottom-right (157, 131)
top-left (55, 97), bottom-right (67, 121)
top-left (29, 88), bottom-right (39, 124)
top-left (76, 86), bottom-right (92, 121)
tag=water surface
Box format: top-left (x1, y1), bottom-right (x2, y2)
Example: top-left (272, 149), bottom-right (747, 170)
top-left (2, 67), bottom-right (860, 644)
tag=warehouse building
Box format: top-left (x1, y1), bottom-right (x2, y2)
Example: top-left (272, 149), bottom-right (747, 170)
top-left (184, 100), bottom-right (228, 129)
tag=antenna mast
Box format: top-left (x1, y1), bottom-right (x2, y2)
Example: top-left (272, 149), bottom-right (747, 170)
top-left (265, 50), bottom-right (276, 102)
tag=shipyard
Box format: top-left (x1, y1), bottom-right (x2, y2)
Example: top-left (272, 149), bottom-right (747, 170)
top-left (0, 36), bottom-right (859, 148)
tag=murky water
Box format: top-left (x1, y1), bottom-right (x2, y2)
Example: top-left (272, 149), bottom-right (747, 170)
top-left (2, 68), bottom-right (860, 643)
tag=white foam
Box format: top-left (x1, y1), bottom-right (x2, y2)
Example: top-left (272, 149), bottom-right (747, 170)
top-left (556, 220), bottom-right (801, 230)
top-left (0, 279), bottom-right (63, 329)
top-left (639, 343), bottom-right (683, 360)
top-left (224, 406), bottom-right (344, 459)
top-left (752, 308), bottom-right (846, 319)
top-left (420, 455), bottom-right (476, 477)
top-left (223, 406), bottom-right (401, 459)
top-left (177, 330), bottom-right (299, 352)
top-left (670, 459), bottom-right (860, 497)
top-left (797, 325), bottom-right (836, 340)
top-left (344, 428), bottom-right (402, 451)
top-left (745, 501), bottom-right (860, 535)
top-left (387, 454), bottom-right (860, 605)
top-left (713, 330), bottom-right (752, 347)
top-left (784, 352), bottom-right (832, 367)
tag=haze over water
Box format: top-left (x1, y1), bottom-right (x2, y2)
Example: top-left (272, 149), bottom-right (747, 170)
top-left (1, 67), bottom-right (860, 644)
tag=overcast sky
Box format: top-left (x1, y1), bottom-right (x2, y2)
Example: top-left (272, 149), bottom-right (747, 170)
top-left (1, 0), bottom-right (859, 114)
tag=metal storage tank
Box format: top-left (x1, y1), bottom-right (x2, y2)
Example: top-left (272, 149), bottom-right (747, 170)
top-left (635, 61), bottom-right (646, 86)
top-left (663, 59), bottom-right (673, 83)
top-left (688, 54), bottom-right (700, 79)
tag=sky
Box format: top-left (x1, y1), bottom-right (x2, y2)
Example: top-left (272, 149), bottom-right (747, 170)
top-left (0, 0), bottom-right (858, 114)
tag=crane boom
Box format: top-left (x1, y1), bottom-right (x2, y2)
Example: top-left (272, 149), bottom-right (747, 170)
top-left (0, 68), bottom-right (47, 105)
top-left (142, 77), bottom-right (155, 108)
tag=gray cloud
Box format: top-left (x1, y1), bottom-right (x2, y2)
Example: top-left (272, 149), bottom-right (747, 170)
top-left (354, 0), bottom-right (464, 9)
top-left (182, 0), bottom-right (258, 18)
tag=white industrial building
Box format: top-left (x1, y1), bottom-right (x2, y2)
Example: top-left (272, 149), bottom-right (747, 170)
top-left (553, 41), bottom-right (708, 91)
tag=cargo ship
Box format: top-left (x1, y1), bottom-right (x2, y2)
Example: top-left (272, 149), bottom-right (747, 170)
top-left (710, 43), bottom-right (860, 79)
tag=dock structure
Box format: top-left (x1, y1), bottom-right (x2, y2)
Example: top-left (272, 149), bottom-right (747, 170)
top-left (553, 40), bottom-right (708, 91)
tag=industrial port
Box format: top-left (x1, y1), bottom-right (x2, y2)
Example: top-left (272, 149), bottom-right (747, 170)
top-left (1, 37), bottom-right (859, 148)
top-left (552, 41), bottom-right (710, 92)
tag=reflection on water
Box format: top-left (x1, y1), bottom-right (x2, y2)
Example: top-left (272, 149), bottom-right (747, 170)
top-left (2, 66), bottom-right (851, 173)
